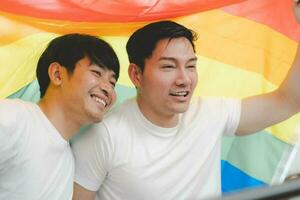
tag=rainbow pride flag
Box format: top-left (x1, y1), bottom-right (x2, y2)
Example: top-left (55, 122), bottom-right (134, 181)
top-left (1, 0), bottom-right (300, 194)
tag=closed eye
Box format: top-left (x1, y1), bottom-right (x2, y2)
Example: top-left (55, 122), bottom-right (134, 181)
top-left (91, 70), bottom-right (101, 77)
top-left (161, 65), bottom-right (175, 70)
top-left (110, 81), bottom-right (116, 88)
top-left (186, 65), bottom-right (196, 70)
top-left (164, 65), bottom-right (175, 68)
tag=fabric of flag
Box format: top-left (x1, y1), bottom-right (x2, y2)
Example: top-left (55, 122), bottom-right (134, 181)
top-left (1, 0), bottom-right (300, 194)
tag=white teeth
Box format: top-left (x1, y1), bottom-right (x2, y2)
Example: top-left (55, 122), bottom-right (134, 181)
top-left (170, 91), bottom-right (188, 96)
top-left (92, 95), bottom-right (107, 107)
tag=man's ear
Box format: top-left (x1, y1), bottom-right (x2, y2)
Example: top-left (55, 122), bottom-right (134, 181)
top-left (128, 63), bottom-right (142, 87)
top-left (48, 62), bottom-right (64, 86)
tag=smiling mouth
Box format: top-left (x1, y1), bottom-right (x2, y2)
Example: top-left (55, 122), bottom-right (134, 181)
top-left (90, 94), bottom-right (107, 107)
top-left (169, 91), bottom-right (189, 97)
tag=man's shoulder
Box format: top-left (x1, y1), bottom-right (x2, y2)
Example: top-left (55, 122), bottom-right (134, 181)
top-left (0, 99), bottom-right (34, 118)
top-left (0, 99), bottom-right (38, 127)
top-left (0, 99), bottom-right (35, 140)
top-left (186, 96), bottom-right (240, 117)
top-left (103, 98), bottom-right (136, 123)
top-left (190, 96), bottom-right (239, 107)
top-left (73, 99), bottom-right (136, 148)
top-left (90, 99), bottom-right (137, 140)
top-left (0, 98), bottom-right (34, 109)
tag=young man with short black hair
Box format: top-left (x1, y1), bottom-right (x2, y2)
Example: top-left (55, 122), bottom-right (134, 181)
top-left (0, 33), bottom-right (119, 200)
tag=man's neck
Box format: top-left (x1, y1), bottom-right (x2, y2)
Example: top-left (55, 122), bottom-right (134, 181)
top-left (38, 98), bottom-right (80, 141)
top-left (136, 98), bottom-right (179, 128)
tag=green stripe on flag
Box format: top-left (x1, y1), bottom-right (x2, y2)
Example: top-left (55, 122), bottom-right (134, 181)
top-left (7, 80), bottom-right (40, 102)
top-left (222, 131), bottom-right (292, 183)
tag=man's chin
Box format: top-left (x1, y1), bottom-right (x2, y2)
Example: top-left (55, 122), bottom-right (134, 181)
top-left (93, 116), bottom-right (103, 123)
top-left (88, 113), bottom-right (104, 124)
top-left (172, 105), bottom-right (189, 114)
top-left (178, 101), bottom-right (191, 111)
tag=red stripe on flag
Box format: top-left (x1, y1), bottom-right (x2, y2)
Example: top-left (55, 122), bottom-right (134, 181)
top-left (0, 0), bottom-right (245, 22)
top-left (222, 0), bottom-right (300, 41)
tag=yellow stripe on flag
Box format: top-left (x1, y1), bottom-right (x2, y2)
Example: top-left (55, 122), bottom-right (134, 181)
top-left (0, 33), bottom-right (58, 99)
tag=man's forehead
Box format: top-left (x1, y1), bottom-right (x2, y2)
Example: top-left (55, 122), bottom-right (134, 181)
top-left (154, 38), bottom-right (195, 57)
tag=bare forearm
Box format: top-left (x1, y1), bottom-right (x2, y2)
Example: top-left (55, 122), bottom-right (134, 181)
top-left (237, 45), bottom-right (300, 136)
top-left (278, 44), bottom-right (300, 110)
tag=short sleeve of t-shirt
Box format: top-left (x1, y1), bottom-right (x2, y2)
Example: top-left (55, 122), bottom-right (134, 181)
top-left (189, 97), bottom-right (241, 137)
top-left (72, 123), bottom-right (113, 191)
top-left (220, 98), bottom-right (241, 136)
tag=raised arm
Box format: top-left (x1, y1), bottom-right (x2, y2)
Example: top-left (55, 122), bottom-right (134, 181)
top-left (236, 1), bottom-right (300, 135)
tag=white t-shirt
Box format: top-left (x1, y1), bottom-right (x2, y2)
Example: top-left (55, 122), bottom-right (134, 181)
top-left (0, 99), bottom-right (74, 200)
top-left (72, 97), bottom-right (240, 200)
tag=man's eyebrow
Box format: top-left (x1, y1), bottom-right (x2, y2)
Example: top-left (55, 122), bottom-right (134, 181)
top-left (158, 57), bottom-right (176, 62)
top-left (158, 57), bottom-right (198, 62)
top-left (188, 57), bottom-right (198, 62)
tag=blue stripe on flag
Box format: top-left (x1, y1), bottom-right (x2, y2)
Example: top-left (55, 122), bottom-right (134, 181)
top-left (221, 160), bottom-right (266, 193)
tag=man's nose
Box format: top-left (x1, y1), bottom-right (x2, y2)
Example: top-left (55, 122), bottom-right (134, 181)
top-left (175, 68), bottom-right (191, 86)
top-left (99, 79), bottom-right (113, 97)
